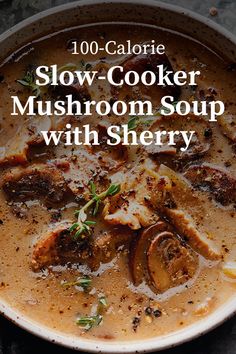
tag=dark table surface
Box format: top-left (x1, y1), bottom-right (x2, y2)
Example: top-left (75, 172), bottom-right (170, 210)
top-left (0, 0), bottom-right (235, 353)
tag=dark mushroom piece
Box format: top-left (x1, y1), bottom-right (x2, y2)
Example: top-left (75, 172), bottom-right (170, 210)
top-left (147, 231), bottom-right (198, 293)
top-left (32, 223), bottom-right (134, 271)
top-left (89, 225), bottom-right (134, 270)
top-left (146, 113), bottom-right (212, 167)
top-left (51, 78), bottom-right (91, 103)
top-left (129, 221), bottom-right (199, 293)
top-left (197, 86), bottom-right (218, 105)
top-left (184, 163), bottom-right (236, 206)
top-left (1, 163), bottom-right (71, 207)
top-left (111, 43), bottom-right (181, 102)
top-left (130, 221), bottom-right (168, 285)
top-left (0, 115), bottom-right (52, 166)
top-left (31, 222), bottom-right (91, 271)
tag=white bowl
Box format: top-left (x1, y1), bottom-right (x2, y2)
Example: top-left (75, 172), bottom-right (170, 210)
top-left (0, 1), bottom-right (236, 352)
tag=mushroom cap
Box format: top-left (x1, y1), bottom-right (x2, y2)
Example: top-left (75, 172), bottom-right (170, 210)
top-left (129, 221), bottom-right (199, 294)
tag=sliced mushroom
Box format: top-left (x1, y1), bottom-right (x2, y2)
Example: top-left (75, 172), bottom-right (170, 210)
top-left (103, 160), bottom-right (169, 230)
top-left (218, 114), bottom-right (236, 143)
top-left (51, 153), bottom-right (108, 199)
top-left (112, 43), bottom-right (180, 102)
top-left (147, 113), bottom-right (212, 165)
top-left (158, 164), bottom-right (220, 260)
top-left (51, 79), bottom-right (91, 102)
top-left (0, 115), bottom-right (51, 166)
top-left (129, 221), bottom-right (199, 293)
top-left (90, 225), bottom-right (134, 270)
top-left (32, 223), bottom-right (134, 271)
top-left (1, 163), bottom-right (71, 207)
top-left (162, 208), bottom-right (220, 260)
top-left (31, 222), bottom-right (91, 271)
top-left (147, 231), bottom-right (198, 293)
top-left (184, 163), bottom-right (236, 206)
top-left (129, 221), bottom-right (168, 285)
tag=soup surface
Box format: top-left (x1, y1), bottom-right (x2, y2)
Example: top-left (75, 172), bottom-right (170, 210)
top-left (0, 23), bottom-right (236, 342)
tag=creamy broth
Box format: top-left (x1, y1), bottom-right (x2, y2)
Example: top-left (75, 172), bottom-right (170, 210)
top-left (0, 23), bottom-right (236, 342)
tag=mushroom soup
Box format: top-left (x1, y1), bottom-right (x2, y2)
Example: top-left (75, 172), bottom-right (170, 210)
top-left (0, 23), bottom-right (236, 340)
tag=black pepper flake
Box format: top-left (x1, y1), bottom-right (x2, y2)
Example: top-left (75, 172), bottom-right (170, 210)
top-left (0, 219), bottom-right (3, 225)
top-left (153, 309), bottom-right (162, 318)
top-left (132, 317), bottom-right (140, 332)
top-left (204, 128), bottom-right (213, 138)
top-left (145, 307), bottom-right (152, 315)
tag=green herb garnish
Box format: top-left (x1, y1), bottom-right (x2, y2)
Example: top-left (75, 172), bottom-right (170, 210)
top-left (76, 315), bottom-right (103, 331)
top-left (127, 116), bottom-right (139, 130)
top-left (70, 182), bottom-right (120, 240)
top-left (127, 116), bottom-right (156, 131)
top-left (62, 276), bottom-right (92, 291)
top-left (76, 296), bottom-right (108, 330)
top-left (99, 296), bottom-right (108, 307)
top-left (98, 296), bottom-right (108, 314)
top-left (17, 71), bottom-right (41, 97)
top-left (157, 101), bottom-right (178, 115)
top-left (17, 61), bottom-right (92, 97)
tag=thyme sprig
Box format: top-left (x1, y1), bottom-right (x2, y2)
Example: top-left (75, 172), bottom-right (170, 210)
top-left (62, 276), bottom-right (92, 291)
top-left (125, 101), bottom-right (178, 133)
top-left (127, 116), bottom-right (155, 131)
top-left (70, 182), bottom-right (120, 240)
top-left (17, 71), bottom-right (41, 97)
top-left (76, 296), bottom-right (108, 331)
top-left (17, 60), bottom-right (91, 97)
top-left (76, 315), bottom-right (103, 331)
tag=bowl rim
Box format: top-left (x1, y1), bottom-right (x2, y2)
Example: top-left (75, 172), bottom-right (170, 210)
top-left (1, 0), bottom-right (236, 47)
top-left (0, 0), bottom-right (236, 352)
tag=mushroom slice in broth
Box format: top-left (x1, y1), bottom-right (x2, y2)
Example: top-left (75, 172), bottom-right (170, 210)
top-left (0, 115), bottom-right (52, 166)
top-left (129, 221), bottom-right (199, 293)
top-left (147, 231), bottom-right (198, 293)
top-left (146, 113), bottom-right (212, 166)
top-left (111, 42), bottom-right (181, 103)
top-left (184, 163), bottom-right (236, 206)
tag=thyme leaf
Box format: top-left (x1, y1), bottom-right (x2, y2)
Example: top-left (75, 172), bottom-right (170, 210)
top-left (70, 182), bottom-right (120, 240)
top-left (76, 315), bottom-right (103, 331)
top-left (17, 71), bottom-right (41, 97)
top-left (62, 276), bottom-right (92, 291)
top-left (17, 61), bottom-right (92, 97)
top-left (157, 101), bottom-right (178, 115)
top-left (127, 116), bottom-right (156, 131)
top-left (125, 101), bottom-right (178, 133)
top-left (98, 296), bottom-right (108, 314)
